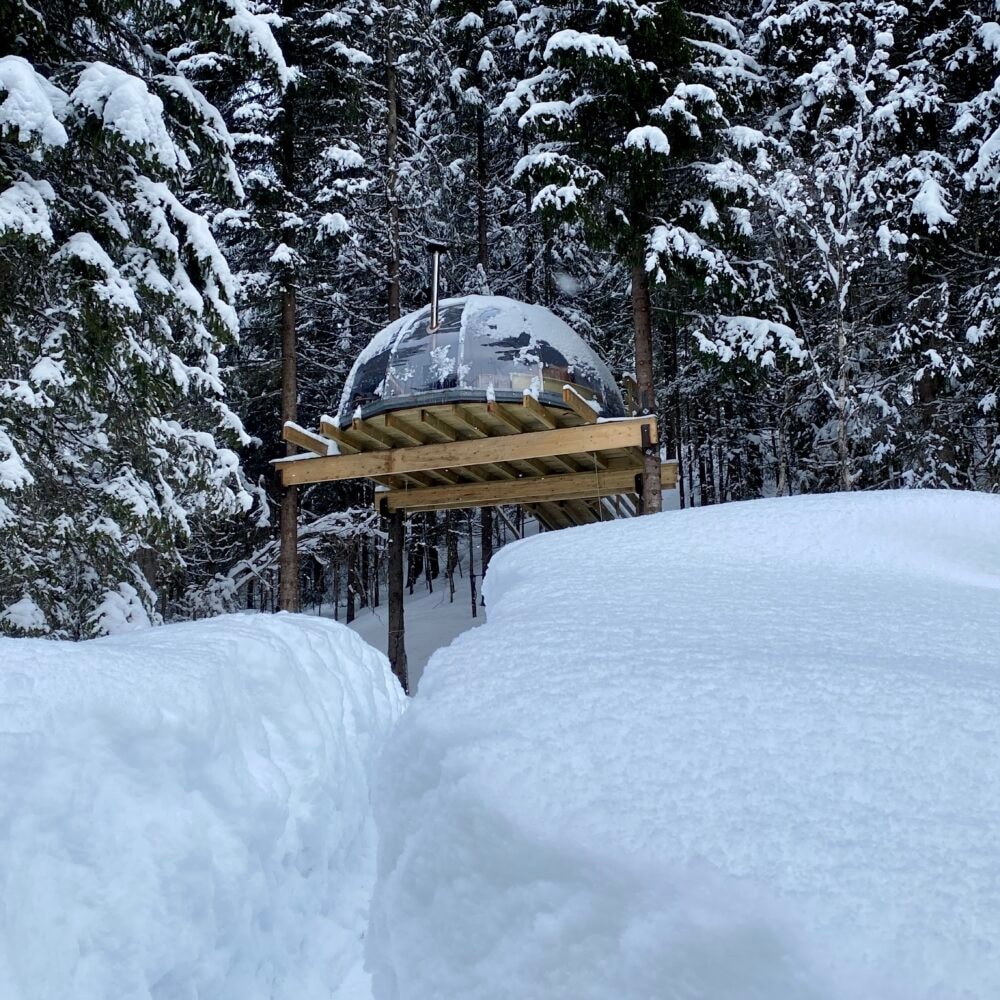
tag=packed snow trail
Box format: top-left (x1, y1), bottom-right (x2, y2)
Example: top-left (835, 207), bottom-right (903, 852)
top-left (0, 613), bottom-right (404, 1000)
top-left (368, 491), bottom-right (1000, 1000)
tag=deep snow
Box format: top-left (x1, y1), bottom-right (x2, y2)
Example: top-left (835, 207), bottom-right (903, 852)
top-left (0, 613), bottom-right (404, 1000)
top-left (368, 490), bottom-right (1000, 1000)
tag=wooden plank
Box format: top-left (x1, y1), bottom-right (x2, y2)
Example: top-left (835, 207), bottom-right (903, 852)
top-left (531, 392), bottom-right (611, 472)
top-left (276, 417), bottom-right (658, 486)
top-left (282, 421), bottom-right (333, 456)
top-left (318, 418), bottom-right (362, 454)
top-left (378, 466), bottom-right (667, 513)
top-left (420, 408), bottom-right (458, 441)
top-left (520, 393), bottom-right (558, 429)
top-left (563, 498), bottom-right (598, 525)
top-left (530, 502), bottom-right (569, 530)
top-left (351, 418), bottom-right (395, 450)
top-left (384, 411), bottom-right (429, 446)
top-left (487, 403), bottom-right (572, 476)
top-left (561, 386), bottom-right (599, 424)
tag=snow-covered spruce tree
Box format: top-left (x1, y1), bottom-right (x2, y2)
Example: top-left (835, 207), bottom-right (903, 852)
top-left (503, 1), bottom-right (789, 510)
top-left (937, 6), bottom-right (1000, 490)
top-left (433, 0), bottom-right (521, 292)
top-left (206, 0), bottom-right (377, 612)
top-left (0, 0), bottom-right (288, 635)
top-left (752, 0), bottom-right (974, 491)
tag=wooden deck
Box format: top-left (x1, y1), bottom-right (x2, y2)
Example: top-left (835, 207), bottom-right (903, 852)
top-left (276, 389), bottom-right (675, 528)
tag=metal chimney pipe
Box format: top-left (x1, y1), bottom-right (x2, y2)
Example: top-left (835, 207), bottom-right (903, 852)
top-left (426, 241), bottom-right (448, 331)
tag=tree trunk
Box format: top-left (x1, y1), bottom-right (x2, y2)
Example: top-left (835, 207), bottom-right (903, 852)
top-left (387, 510), bottom-right (408, 693)
top-left (631, 262), bottom-right (661, 514)
top-left (386, 19), bottom-right (401, 322)
top-left (479, 507), bottom-right (493, 593)
top-left (277, 67), bottom-right (299, 612)
top-left (777, 381), bottom-right (791, 496)
top-left (476, 105), bottom-right (489, 279)
top-left (384, 28), bottom-right (406, 690)
top-left (346, 544), bottom-right (358, 624)
top-left (836, 313), bottom-right (852, 491)
top-left (446, 509), bottom-right (457, 602)
top-left (468, 511), bottom-right (477, 619)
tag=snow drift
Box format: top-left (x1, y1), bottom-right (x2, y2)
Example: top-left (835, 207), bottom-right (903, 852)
top-left (0, 613), bottom-right (404, 1000)
top-left (369, 491), bottom-right (1000, 1000)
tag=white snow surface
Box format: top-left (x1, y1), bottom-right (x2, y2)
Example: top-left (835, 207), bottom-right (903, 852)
top-left (368, 490), bottom-right (1000, 1000)
top-left (0, 613), bottom-right (404, 1000)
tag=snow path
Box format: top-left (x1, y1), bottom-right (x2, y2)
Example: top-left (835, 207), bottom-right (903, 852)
top-left (0, 613), bottom-right (404, 1000)
top-left (346, 586), bottom-right (484, 691)
top-left (368, 490), bottom-right (1000, 1000)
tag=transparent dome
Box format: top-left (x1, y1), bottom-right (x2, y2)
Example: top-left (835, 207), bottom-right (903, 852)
top-left (336, 295), bottom-right (625, 427)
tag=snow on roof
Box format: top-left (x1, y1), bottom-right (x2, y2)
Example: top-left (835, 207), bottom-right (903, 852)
top-left (368, 489), bottom-right (1000, 1000)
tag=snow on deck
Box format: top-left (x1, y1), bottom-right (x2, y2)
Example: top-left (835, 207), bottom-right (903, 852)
top-left (0, 613), bottom-right (404, 1000)
top-left (368, 490), bottom-right (1000, 1000)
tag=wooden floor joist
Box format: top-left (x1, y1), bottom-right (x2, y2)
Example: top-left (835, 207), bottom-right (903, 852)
top-left (279, 396), bottom-right (675, 527)
top-left (377, 464), bottom-right (676, 513)
top-left (276, 415), bottom-right (658, 487)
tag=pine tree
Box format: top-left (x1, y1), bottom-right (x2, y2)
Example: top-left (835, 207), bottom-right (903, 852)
top-left (0, 0), bottom-right (286, 634)
top-left (752, 0), bottom-right (973, 491)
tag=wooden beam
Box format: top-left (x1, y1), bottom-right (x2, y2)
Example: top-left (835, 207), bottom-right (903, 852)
top-left (420, 408), bottom-right (458, 441)
top-left (378, 466), bottom-right (668, 513)
top-left (561, 386), bottom-right (599, 424)
top-left (563, 498), bottom-right (598, 525)
top-left (488, 403), bottom-right (573, 476)
top-left (318, 418), bottom-right (362, 454)
top-left (384, 411), bottom-right (428, 445)
top-left (276, 417), bottom-right (658, 486)
top-left (527, 392), bottom-right (608, 472)
top-left (444, 404), bottom-right (537, 481)
top-left (282, 422), bottom-right (333, 456)
top-left (348, 418), bottom-right (457, 489)
top-left (351, 417), bottom-right (395, 450)
top-left (531, 502), bottom-right (569, 530)
top-left (487, 401), bottom-right (525, 434)
top-left (521, 393), bottom-right (558, 429)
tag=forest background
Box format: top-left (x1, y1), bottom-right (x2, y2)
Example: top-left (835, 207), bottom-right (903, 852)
top-left (2, 0), bottom-right (999, 635)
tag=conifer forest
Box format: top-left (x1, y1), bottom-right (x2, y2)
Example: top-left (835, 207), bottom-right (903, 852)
top-left (2, 0), bottom-right (999, 635)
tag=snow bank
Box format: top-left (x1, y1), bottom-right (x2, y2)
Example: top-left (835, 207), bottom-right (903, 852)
top-left (368, 491), bottom-right (1000, 1000)
top-left (0, 613), bottom-right (404, 1000)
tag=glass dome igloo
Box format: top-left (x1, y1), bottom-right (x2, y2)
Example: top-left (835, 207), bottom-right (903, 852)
top-left (336, 295), bottom-right (626, 427)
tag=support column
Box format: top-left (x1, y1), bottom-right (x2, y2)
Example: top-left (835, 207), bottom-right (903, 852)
top-left (387, 509), bottom-right (408, 694)
top-left (631, 261), bottom-right (662, 514)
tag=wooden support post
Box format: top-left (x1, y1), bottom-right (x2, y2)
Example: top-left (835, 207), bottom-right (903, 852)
top-left (468, 510), bottom-right (478, 619)
top-left (632, 261), bottom-right (662, 514)
top-left (387, 510), bottom-right (408, 694)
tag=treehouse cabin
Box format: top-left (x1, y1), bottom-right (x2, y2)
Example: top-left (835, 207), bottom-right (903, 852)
top-left (276, 290), bottom-right (676, 692)
top-left (277, 294), bottom-right (675, 528)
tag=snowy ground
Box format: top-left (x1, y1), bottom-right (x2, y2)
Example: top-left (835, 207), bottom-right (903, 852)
top-left (368, 490), bottom-right (1000, 1000)
top-left (345, 586), bottom-right (484, 691)
top-left (3, 490), bottom-right (998, 1000)
top-left (0, 614), bottom-right (404, 1000)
